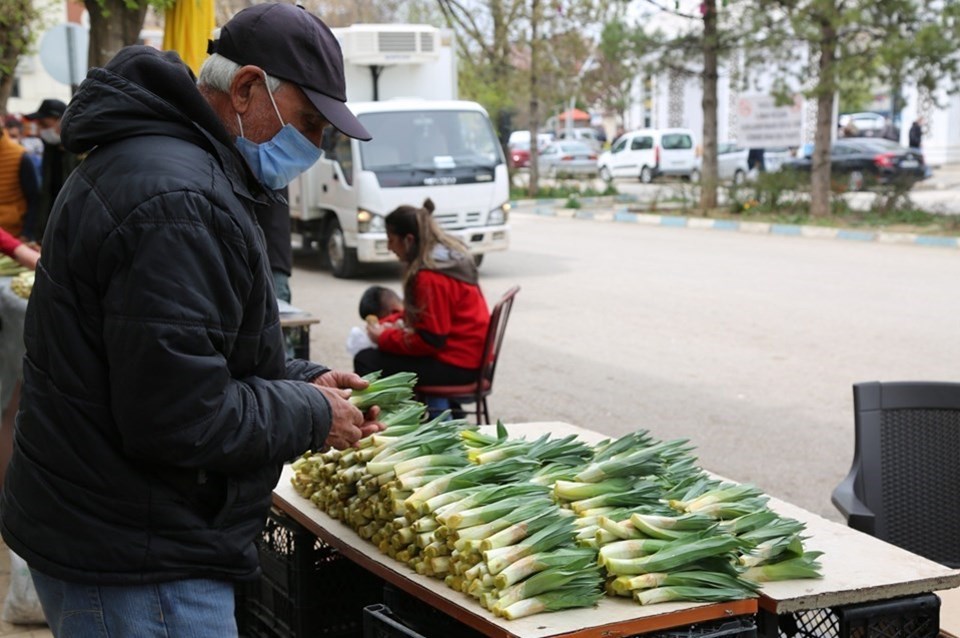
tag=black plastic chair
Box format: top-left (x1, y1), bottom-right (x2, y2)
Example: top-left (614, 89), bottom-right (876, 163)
top-left (415, 286), bottom-right (520, 425)
top-left (832, 381), bottom-right (960, 568)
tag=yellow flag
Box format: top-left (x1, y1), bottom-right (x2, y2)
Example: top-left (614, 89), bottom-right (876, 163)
top-left (162, 0), bottom-right (216, 75)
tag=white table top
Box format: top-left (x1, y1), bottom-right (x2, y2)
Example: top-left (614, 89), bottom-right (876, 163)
top-left (273, 420), bottom-right (960, 635)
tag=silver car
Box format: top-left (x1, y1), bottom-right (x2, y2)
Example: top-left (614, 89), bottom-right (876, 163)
top-left (538, 141), bottom-right (599, 178)
top-left (701, 142), bottom-right (793, 183)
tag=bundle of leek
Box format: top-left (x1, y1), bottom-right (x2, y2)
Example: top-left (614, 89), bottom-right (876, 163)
top-left (0, 255), bottom-right (26, 276)
top-left (668, 482), bottom-right (767, 514)
top-left (742, 551), bottom-right (823, 582)
top-left (467, 433), bottom-right (592, 467)
top-left (574, 438), bottom-right (695, 483)
top-left (349, 371), bottom-right (419, 412)
top-left (404, 457), bottom-right (540, 509)
top-left (600, 532), bottom-right (745, 576)
top-left (609, 569), bottom-right (758, 600)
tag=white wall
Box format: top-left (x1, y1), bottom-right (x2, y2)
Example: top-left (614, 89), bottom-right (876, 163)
top-left (900, 85), bottom-right (960, 166)
top-left (8, 1), bottom-right (72, 116)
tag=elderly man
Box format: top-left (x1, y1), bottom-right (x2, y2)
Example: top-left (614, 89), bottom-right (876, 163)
top-left (2, 4), bottom-right (376, 635)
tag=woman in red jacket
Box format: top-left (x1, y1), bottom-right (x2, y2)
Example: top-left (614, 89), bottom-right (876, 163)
top-left (354, 199), bottom-right (490, 385)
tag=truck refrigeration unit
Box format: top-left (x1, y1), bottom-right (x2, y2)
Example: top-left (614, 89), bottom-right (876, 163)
top-left (287, 23), bottom-right (510, 278)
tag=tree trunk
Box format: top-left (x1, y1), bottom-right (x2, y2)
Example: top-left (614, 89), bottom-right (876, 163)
top-left (527, 0), bottom-right (541, 197)
top-left (699, 0), bottom-right (719, 211)
top-left (810, 16), bottom-right (837, 218)
top-left (0, 70), bottom-right (15, 117)
top-left (86, 0), bottom-right (148, 69)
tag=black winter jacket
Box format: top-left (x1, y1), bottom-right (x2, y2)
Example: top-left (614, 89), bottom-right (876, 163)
top-left (1, 47), bottom-right (333, 585)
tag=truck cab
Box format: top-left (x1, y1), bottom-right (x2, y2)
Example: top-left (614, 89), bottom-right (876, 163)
top-left (288, 99), bottom-right (510, 278)
top-left (287, 24), bottom-right (510, 277)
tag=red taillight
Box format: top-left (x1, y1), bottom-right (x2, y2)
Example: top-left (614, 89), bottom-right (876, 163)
top-left (561, 155), bottom-right (574, 161)
top-left (588, 154), bottom-right (597, 160)
top-left (874, 152), bottom-right (896, 169)
top-left (655, 145), bottom-right (661, 165)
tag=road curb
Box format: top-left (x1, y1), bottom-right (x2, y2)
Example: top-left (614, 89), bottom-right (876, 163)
top-left (512, 202), bottom-right (960, 250)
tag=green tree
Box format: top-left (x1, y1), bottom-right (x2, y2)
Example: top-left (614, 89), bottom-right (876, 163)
top-left (761, 0), bottom-right (960, 217)
top-left (581, 18), bottom-right (644, 129)
top-left (436, 0), bottom-right (601, 195)
top-left (0, 0), bottom-right (44, 114)
top-left (632, 0), bottom-right (750, 211)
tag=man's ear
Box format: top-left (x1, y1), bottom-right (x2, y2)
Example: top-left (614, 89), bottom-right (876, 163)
top-left (229, 65), bottom-right (264, 116)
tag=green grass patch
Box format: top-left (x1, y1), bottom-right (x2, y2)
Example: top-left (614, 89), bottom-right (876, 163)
top-left (511, 182), bottom-right (617, 200)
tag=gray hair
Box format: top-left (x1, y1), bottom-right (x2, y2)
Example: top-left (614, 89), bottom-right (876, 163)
top-left (197, 52), bottom-right (282, 94)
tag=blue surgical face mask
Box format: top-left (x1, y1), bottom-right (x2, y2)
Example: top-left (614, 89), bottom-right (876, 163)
top-left (235, 74), bottom-right (322, 190)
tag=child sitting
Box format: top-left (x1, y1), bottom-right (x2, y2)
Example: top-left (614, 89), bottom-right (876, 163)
top-left (346, 285), bottom-right (404, 357)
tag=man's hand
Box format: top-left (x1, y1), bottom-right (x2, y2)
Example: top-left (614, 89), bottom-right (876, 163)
top-left (315, 386), bottom-right (366, 450)
top-left (311, 370), bottom-right (386, 447)
top-left (312, 369), bottom-right (368, 391)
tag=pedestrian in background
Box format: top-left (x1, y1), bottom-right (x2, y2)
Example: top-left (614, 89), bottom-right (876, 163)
top-left (0, 117), bottom-right (39, 240)
top-left (24, 99), bottom-right (80, 242)
top-left (1, 4), bottom-right (378, 635)
top-left (909, 118), bottom-right (924, 149)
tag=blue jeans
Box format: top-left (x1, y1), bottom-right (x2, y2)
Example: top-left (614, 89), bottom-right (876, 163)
top-left (30, 569), bottom-right (237, 637)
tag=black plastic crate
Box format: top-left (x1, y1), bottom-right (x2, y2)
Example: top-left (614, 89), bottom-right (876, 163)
top-left (634, 616), bottom-right (758, 638)
top-left (382, 583), bottom-right (486, 638)
top-left (238, 509), bottom-right (384, 638)
top-left (757, 593), bottom-right (940, 638)
top-left (364, 604), bottom-right (427, 638)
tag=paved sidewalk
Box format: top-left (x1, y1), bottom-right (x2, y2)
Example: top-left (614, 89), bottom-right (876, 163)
top-left (915, 162), bottom-right (960, 190)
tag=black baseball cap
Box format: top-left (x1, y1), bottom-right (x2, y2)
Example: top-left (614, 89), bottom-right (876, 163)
top-left (209, 3), bottom-right (371, 141)
top-left (25, 99), bottom-right (67, 121)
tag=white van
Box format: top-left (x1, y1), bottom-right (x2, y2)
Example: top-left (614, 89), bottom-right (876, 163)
top-left (288, 100), bottom-right (510, 278)
top-left (598, 128), bottom-right (698, 183)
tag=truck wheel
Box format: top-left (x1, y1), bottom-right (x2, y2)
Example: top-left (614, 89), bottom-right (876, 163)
top-left (599, 166), bottom-right (612, 182)
top-left (639, 166), bottom-right (653, 183)
top-left (324, 219), bottom-right (359, 279)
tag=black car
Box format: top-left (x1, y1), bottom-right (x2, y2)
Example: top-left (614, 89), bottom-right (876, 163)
top-left (782, 138), bottom-right (925, 191)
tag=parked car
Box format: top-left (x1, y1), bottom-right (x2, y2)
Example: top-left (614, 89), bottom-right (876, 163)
top-left (597, 128), bottom-right (698, 183)
top-left (703, 142), bottom-right (794, 183)
top-left (507, 131), bottom-right (553, 169)
top-left (509, 140), bottom-right (532, 168)
top-left (556, 127), bottom-right (603, 152)
top-left (838, 112), bottom-right (887, 137)
top-left (508, 130), bottom-right (553, 149)
top-left (781, 138), bottom-right (925, 191)
top-left (538, 140), bottom-right (599, 178)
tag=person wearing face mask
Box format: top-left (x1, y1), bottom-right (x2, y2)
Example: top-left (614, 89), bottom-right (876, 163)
top-left (1, 4), bottom-right (380, 635)
top-left (24, 99), bottom-right (79, 243)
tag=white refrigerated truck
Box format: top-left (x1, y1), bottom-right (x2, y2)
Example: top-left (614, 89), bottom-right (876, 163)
top-left (287, 24), bottom-right (510, 278)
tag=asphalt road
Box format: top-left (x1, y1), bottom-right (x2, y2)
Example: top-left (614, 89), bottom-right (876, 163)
top-left (289, 211), bottom-right (960, 522)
